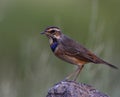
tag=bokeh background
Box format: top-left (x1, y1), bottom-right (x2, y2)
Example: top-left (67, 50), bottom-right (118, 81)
top-left (0, 0), bottom-right (120, 97)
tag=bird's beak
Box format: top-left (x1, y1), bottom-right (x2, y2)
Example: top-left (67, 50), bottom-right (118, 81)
top-left (40, 31), bottom-right (45, 34)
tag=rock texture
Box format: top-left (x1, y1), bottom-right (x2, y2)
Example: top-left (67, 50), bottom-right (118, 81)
top-left (46, 81), bottom-right (109, 97)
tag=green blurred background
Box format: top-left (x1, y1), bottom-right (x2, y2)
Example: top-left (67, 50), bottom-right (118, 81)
top-left (0, 0), bottom-right (120, 97)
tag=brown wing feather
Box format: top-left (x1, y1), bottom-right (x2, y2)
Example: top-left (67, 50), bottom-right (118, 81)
top-left (61, 35), bottom-right (98, 63)
top-left (60, 35), bottom-right (118, 69)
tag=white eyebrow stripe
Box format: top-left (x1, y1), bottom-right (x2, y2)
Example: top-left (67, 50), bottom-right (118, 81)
top-left (48, 28), bottom-right (60, 32)
top-left (53, 28), bottom-right (60, 31)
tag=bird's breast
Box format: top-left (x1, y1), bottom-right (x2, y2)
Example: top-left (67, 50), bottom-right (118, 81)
top-left (50, 42), bottom-right (58, 52)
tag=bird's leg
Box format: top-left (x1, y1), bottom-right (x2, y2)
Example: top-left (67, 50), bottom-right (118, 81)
top-left (64, 67), bottom-right (80, 81)
top-left (73, 65), bottom-right (84, 81)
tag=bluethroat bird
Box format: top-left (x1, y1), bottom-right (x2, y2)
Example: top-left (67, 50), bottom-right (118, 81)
top-left (41, 26), bottom-right (118, 81)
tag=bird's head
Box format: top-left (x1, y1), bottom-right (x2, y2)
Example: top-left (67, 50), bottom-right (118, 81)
top-left (41, 26), bottom-right (62, 40)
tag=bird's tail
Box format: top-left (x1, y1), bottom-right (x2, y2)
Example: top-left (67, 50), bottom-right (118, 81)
top-left (96, 59), bottom-right (118, 69)
top-left (102, 60), bottom-right (118, 69)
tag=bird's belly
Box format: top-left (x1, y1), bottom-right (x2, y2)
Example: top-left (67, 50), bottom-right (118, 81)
top-left (54, 49), bottom-right (86, 66)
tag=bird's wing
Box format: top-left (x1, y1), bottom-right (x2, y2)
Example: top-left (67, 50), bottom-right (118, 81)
top-left (63, 45), bottom-right (98, 63)
top-left (61, 36), bottom-right (99, 63)
top-left (60, 35), bottom-right (118, 69)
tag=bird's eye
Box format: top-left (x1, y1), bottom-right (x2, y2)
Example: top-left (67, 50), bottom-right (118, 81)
top-left (50, 30), bottom-right (55, 34)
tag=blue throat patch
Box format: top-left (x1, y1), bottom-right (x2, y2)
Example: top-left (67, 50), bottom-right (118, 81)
top-left (50, 42), bottom-right (58, 52)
